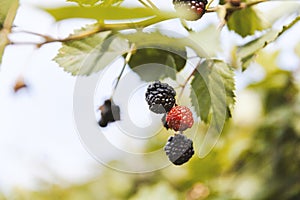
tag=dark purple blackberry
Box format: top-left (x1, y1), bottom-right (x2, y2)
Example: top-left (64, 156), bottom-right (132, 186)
top-left (164, 133), bottom-right (194, 165)
top-left (173, 0), bottom-right (208, 21)
top-left (98, 99), bottom-right (120, 127)
top-left (145, 81), bottom-right (176, 114)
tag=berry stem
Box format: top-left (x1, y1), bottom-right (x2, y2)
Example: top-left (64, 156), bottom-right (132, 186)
top-left (12, 28), bottom-right (54, 40)
top-left (111, 43), bottom-right (136, 98)
top-left (137, 0), bottom-right (152, 8)
top-left (178, 59), bottom-right (202, 100)
top-left (206, 0), bottom-right (215, 9)
top-left (144, 0), bottom-right (159, 10)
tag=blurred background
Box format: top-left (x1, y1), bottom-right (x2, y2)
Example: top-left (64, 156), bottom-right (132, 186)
top-left (0, 0), bottom-right (300, 199)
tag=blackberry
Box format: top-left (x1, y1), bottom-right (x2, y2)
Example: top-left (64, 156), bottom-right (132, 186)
top-left (173, 0), bottom-right (208, 21)
top-left (145, 81), bottom-right (176, 114)
top-left (164, 133), bottom-right (194, 165)
top-left (98, 99), bottom-right (120, 127)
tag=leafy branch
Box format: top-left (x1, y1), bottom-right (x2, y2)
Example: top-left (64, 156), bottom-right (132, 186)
top-left (9, 16), bottom-right (166, 47)
top-left (7, 0), bottom-right (269, 48)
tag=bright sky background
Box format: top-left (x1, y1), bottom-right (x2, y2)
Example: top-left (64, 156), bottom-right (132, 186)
top-left (0, 0), bottom-right (102, 193)
top-left (0, 0), bottom-right (300, 194)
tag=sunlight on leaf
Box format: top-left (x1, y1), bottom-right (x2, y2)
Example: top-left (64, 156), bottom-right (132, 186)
top-left (191, 60), bottom-right (235, 123)
top-left (189, 25), bottom-right (221, 57)
top-left (54, 27), bottom-right (130, 75)
top-left (44, 5), bottom-right (177, 21)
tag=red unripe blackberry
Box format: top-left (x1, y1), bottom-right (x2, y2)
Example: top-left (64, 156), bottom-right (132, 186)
top-left (164, 133), bottom-right (194, 165)
top-left (145, 81), bottom-right (176, 114)
top-left (173, 0), bottom-right (208, 21)
top-left (166, 106), bottom-right (194, 131)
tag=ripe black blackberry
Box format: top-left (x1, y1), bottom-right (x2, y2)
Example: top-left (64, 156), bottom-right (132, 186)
top-left (164, 133), bottom-right (194, 165)
top-left (145, 81), bottom-right (176, 114)
top-left (173, 0), bottom-right (208, 21)
top-left (98, 99), bottom-right (120, 127)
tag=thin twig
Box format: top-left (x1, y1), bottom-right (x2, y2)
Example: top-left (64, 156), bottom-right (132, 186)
top-left (145, 0), bottom-right (159, 10)
top-left (12, 29), bottom-right (54, 40)
top-left (9, 25), bottom-right (103, 47)
top-left (111, 43), bottom-right (136, 97)
top-left (206, 6), bottom-right (219, 13)
top-left (9, 17), bottom-right (166, 47)
top-left (137, 0), bottom-right (151, 8)
top-left (218, 19), bottom-right (227, 31)
top-left (178, 59), bottom-right (202, 100)
top-left (206, 0), bottom-right (215, 9)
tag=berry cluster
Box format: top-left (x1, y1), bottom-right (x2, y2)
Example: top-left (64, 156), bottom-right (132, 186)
top-left (145, 81), bottom-right (194, 165)
top-left (173, 0), bottom-right (208, 21)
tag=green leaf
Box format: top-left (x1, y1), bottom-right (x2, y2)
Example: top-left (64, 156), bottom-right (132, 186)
top-left (0, 0), bottom-right (19, 64)
top-left (237, 30), bottom-right (278, 70)
top-left (227, 7), bottom-right (267, 37)
top-left (98, 0), bottom-right (123, 7)
top-left (190, 70), bottom-right (210, 122)
top-left (0, 29), bottom-right (9, 64)
top-left (256, 50), bottom-right (280, 73)
top-left (123, 30), bottom-right (207, 57)
top-left (237, 15), bottom-right (300, 70)
top-left (0, 0), bottom-right (19, 29)
top-left (54, 28), bottom-right (130, 75)
top-left (191, 60), bottom-right (235, 123)
top-left (127, 48), bottom-right (185, 81)
top-left (67, 0), bottom-right (100, 6)
top-left (67, 0), bottom-right (124, 6)
top-left (189, 25), bottom-right (221, 57)
top-left (44, 5), bottom-right (176, 21)
top-left (191, 60), bottom-right (235, 157)
top-left (121, 31), bottom-right (187, 81)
